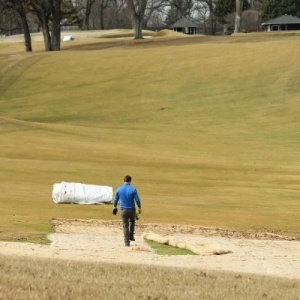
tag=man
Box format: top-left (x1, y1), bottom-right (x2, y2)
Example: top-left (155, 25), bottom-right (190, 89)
top-left (113, 175), bottom-right (142, 246)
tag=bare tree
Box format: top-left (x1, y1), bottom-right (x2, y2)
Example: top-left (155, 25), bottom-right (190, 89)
top-left (146, 10), bottom-right (165, 28)
top-left (202, 0), bottom-right (217, 35)
top-left (241, 9), bottom-right (261, 32)
top-left (77, 0), bottom-right (110, 30)
top-left (194, 1), bottom-right (210, 33)
top-left (127, 0), bottom-right (148, 39)
top-left (28, 0), bottom-right (74, 51)
top-left (234, 0), bottom-right (243, 33)
top-left (28, 1), bottom-right (52, 50)
top-left (165, 0), bottom-right (194, 25)
top-left (195, 0), bottom-right (217, 35)
top-left (171, 0), bottom-right (194, 17)
top-left (226, 8), bottom-right (261, 32)
top-left (81, 0), bottom-right (97, 29)
top-left (3, 0), bottom-right (32, 51)
top-left (98, 0), bottom-right (110, 29)
top-left (141, 0), bottom-right (168, 28)
top-left (49, 0), bottom-right (61, 50)
top-left (106, 0), bottom-right (129, 28)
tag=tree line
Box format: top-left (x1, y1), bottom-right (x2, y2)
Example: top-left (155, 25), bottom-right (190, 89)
top-left (1, 0), bottom-right (300, 52)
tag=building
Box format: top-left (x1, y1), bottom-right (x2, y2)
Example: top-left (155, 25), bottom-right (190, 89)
top-left (261, 14), bottom-right (300, 32)
top-left (169, 17), bottom-right (198, 35)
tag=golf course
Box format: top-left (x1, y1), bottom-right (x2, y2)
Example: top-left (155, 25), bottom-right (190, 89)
top-left (0, 30), bottom-right (299, 242)
top-left (0, 29), bottom-right (300, 299)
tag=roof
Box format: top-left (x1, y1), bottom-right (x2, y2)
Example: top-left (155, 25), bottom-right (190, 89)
top-left (262, 14), bottom-right (300, 25)
top-left (169, 17), bottom-right (198, 28)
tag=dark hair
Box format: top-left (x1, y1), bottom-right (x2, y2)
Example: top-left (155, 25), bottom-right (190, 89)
top-left (123, 175), bottom-right (132, 183)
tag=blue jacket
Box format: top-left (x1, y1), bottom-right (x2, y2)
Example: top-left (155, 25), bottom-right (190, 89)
top-left (114, 183), bottom-right (141, 210)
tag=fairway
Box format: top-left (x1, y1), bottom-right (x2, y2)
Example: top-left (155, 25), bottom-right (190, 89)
top-left (0, 31), bottom-right (299, 242)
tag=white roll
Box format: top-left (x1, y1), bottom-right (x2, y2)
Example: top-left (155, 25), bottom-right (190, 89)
top-left (52, 182), bottom-right (113, 204)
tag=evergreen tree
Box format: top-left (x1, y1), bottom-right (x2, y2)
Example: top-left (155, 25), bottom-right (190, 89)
top-left (262, 0), bottom-right (300, 21)
top-left (215, 0), bottom-right (235, 23)
top-left (215, 0), bottom-right (250, 24)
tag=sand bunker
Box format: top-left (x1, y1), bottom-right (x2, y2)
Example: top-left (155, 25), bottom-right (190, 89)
top-left (0, 219), bottom-right (299, 279)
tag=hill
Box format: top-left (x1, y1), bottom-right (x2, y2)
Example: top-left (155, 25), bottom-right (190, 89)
top-left (0, 31), bottom-right (299, 242)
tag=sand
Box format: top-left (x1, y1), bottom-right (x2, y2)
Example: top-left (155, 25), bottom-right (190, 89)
top-left (0, 219), bottom-right (299, 280)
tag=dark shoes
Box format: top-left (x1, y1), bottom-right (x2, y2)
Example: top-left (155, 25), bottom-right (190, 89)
top-left (125, 234), bottom-right (135, 246)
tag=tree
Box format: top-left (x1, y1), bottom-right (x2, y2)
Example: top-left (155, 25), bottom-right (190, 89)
top-left (28, 0), bottom-right (77, 51)
top-left (127, 0), bottom-right (148, 39)
top-left (106, 0), bottom-right (130, 29)
top-left (2, 0), bottom-right (79, 52)
top-left (98, 0), bottom-right (110, 29)
top-left (194, 1), bottom-right (210, 33)
top-left (241, 9), bottom-right (261, 31)
top-left (261, 0), bottom-right (300, 22)
top-left (143, 0), bottom-right (167, 28)
top-left (195, 0), bottom-right (218, 35)
top-left (234, 0), bottom-right (243, 32)
top-left (215, 0), bottom-right (250, 24)
top-left (165, 5), bottom-right (181, 25)
top-left (215, 0), bottom-right (235, 24)
top-left (165, 0), bottom-right (194, 25)
top-left (61, 0), bottom-right (82, 28)
top-left (249, 0), bottom-right (262, 10)
top-left (80, 0), bottom-right (97, 29)
top-left (28, 1), bottom-right (52, 50)
top-left (202, 0), bottom-right (217, 34)
top-left (3, 0), bottom-right (32, 51)
top-left (49, 0), bottom-right (61, 51)
top-left (0, 2), bottom-right (23, 36)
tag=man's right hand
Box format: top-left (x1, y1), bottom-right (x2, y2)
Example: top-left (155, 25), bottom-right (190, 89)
top-left (138, 208), bottom-right (142, 214)
top-left (112, 207), bottom-right (118, 215)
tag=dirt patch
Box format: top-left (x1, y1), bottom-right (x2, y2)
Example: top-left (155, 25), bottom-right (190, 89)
top-left (52, 218), bottom-right (300, 241)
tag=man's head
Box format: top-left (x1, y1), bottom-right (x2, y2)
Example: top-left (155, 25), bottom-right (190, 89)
top-left (123, 175), bottom-right (132, 183)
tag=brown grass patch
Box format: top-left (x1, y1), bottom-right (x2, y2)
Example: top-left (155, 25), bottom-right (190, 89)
top-left (155, 29), bottom-right (187, 37)
top-left (0, 255), bottom-right (299, 299)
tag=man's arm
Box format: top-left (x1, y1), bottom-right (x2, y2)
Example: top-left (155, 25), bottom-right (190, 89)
top-left (134, 189), bottom-right (142, 214)
top-left (113, 190), bottom-right (119, 208)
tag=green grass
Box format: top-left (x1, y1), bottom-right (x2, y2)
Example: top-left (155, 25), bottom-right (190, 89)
top-left (146, 239), bottom-right (196, 255)
top-left (0, 31), bottom-right (299, 241)
top-left (1, 255), bottom-right (299, 300)
top-left (0, 233), bottom-right (51, 245)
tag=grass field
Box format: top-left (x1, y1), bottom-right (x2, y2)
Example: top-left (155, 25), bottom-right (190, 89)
top-left (0, 30), bottom-right (299, 242)
top-left (0, 255), bottom-right (299, 300)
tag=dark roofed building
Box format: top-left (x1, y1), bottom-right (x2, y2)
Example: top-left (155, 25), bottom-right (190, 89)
top-left (261, 15), bottom-right (300, 32)
top-left (169, 17), bottom-right (198, 35)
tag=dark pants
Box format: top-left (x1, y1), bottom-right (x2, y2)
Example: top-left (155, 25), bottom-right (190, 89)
top-left (121, 209), bottom-right (136, 245)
